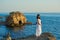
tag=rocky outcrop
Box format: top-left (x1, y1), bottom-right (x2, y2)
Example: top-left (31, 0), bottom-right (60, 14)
top-left (6, 11), bottom-right (27, 28)
top-left (37, 32), bottom-right (56, 40)
top-left (15, 32), bottom-right (56, 40)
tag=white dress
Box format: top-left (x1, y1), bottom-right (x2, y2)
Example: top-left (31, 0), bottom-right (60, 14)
top-left (36, 19), bottom-right (42, 36)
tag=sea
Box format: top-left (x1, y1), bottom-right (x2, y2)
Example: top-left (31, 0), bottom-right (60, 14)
top-left (0, 13), bottom-right (60, 40)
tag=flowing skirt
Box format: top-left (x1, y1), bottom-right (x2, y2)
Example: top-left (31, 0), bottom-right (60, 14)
top-left (36, 25), bottom-right (42, 36)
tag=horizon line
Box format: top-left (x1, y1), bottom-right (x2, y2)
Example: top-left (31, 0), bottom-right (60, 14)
top-left (0, 12), bottom-right (60, 13)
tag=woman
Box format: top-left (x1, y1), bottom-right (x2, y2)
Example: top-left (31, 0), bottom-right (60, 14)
top-left (36, 14), bottom-right (42, 37)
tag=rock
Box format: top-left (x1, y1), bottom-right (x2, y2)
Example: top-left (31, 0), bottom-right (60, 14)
top-left (37, 32), bottom-right (56, 40)
top-left (6, 11), bottom-right (27, 28)
top-left (6, 32), bottom-right (11, 40)
top-left (14, 32), bottom-right (56, 40)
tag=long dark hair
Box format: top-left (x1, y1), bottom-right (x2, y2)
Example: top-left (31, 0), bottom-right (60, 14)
top-left (37, 14), bottom-right (40, 19)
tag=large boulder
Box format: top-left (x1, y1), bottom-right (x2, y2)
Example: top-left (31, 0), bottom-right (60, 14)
top-left (6, 11), bottom-right (27, 28)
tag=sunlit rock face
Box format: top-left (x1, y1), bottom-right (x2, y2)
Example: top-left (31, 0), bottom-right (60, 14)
top-left (6, 11), bottom-right (27, 28)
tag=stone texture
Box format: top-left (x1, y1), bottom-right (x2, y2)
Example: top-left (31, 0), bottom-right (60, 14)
top-left (6, 11), bottom-right (27, 28)
top-left (17, 32), bottom-right (56, 40)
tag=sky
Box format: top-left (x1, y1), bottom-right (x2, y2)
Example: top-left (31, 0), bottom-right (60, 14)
top-left (0, 0), bottom-right (60, 13)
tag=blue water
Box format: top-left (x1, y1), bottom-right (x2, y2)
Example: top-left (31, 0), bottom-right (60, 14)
top-left (0, 13), bottom-right (60, 40)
